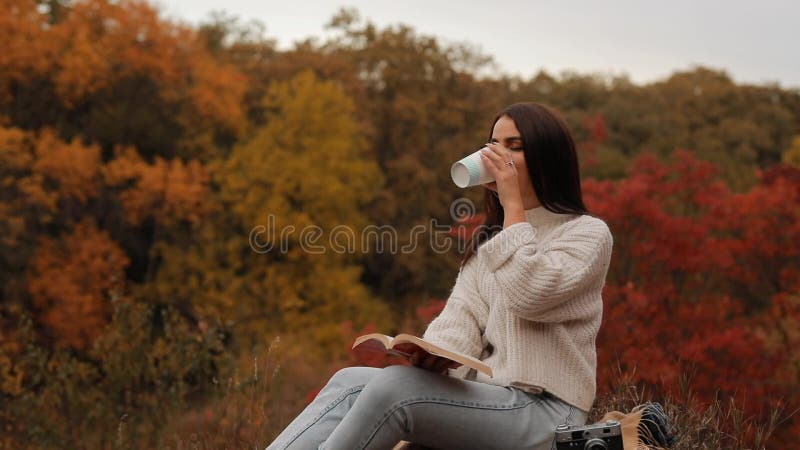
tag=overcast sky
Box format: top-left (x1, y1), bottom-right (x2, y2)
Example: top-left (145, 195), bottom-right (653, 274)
top-left (154, 0), bottom-right (800, 88)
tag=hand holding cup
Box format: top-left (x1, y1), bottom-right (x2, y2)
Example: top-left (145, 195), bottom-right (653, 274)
top-left (451, 142), bottom-right (523, 211)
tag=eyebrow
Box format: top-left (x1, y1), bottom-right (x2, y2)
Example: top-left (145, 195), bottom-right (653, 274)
top-left (491, 136), bottom-right (523, 142)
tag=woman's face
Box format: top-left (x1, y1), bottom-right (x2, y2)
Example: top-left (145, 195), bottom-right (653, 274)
top-left (483, 115), bottom-right (537, 204)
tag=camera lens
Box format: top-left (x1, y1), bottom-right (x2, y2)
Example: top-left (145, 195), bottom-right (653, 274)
top-left (584, 438), bottom-right (608, 450)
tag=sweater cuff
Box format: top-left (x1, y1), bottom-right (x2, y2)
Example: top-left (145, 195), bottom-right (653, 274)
top-left (477, 221), bottom-right (537, 271)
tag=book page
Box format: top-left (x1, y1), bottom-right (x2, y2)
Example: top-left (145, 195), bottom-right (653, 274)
top-left (352, 333), bottom-right (394, 352)
top-left (351, 333), bottom-right (493, 378)
top-left (391, 334), bottom-right (493, 377)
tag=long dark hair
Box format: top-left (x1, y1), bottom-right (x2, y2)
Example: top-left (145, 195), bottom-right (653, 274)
top-left (460, 102), bottom-right (588, 267)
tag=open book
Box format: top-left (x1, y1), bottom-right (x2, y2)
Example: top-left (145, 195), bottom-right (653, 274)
top-left (352, 333), bottom-right (493, 378)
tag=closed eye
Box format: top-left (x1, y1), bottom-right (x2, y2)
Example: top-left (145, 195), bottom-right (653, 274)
top-left (491, 137), bottom-right (523, 149)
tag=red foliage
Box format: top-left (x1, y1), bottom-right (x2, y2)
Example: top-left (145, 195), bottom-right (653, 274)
top-left (584, 151), bottom-right (800, 433)
top-left (305, 302), bottom-right (450, 404)
top-left (415, 299), bottom-right (446, 324)
top-left (576, 113), bottom-right (609, 168)
top-left (304, 320), bottom-right (409, 403)
top-left (759, 165), bottom-right (800, 194)
top-left (583, 113), bottom-right (608, 144)
top-left (338, 320), bottom-right (396, 369)
top-left (303, 387), bottom-right (322, 405)
top-left (449, 211), bottom-right (487, 241)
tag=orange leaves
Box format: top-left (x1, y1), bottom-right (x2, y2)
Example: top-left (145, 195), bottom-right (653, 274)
top-left (52, 17), bottom-right (112, 103)
top-left (0, 1), bottom-right (55, 101)
top-left (31, 129), bottom-right (102, 204)
top-left (56, 0), bottom-right (248, 129)
top-left (105, 147), bottom-right (211, 226)
top-left (0, 126), bottom-right (213, 230)
top-left (0, 122), bottom-right (212, 229)
top-left (0, 0), bottom-right (246, 135)
top-left (0, 125), bottom-right (211, 355)
top-left (48, 0), bottom-right (182, 104)
top-left (187, 54), bottom-right (248, 133)
top-left (0, 126), bottom-right (101, 235)
top-left (27, 220), bottom-right (129, 349)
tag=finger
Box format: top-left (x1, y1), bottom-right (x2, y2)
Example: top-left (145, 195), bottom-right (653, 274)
top-left (433, 358), bottom-right (452, 374)
top-left (487, 146), bottom-right (518, 177)
top-left (485, 142), bottom-right (510, 158)
top-left (487, 142), bottom-right (515, 162)
top-left (409, 351), bottom-right (420, 366)
top-left (427, 355), bottom-right (445, 371)
top-left (481, 151), bottom-right (511, 178)
top-left (481, 145), bottom-right (503, 162)
top-left (423, 354), bottom-right (440, 370)
top-left (480, 153), bottom-right (499, 175)
top-left (480, 148), bottom-right (502, 172)
top-left (487, 143), bottom-right (515, 167)
top-left (487, 141), bottom-right (512, 155)
top-left (422, 355), bottom-right (441, 371)
top-left (484, 144), bottom-right (513, 171)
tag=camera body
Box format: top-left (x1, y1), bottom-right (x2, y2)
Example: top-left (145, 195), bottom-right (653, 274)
top-left (554, 420), bottom-right (624, 450)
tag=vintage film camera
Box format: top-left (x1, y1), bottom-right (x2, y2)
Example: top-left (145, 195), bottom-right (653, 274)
top-left (554, 420), bottom-right (624, 450)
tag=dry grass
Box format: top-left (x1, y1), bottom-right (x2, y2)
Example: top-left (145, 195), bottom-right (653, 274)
top-left (158, 353), bottom-right (794, 450)
top-left (154, 336), bottom-right (353, 450)
top-left (589, 370), bottom-right (793, 450)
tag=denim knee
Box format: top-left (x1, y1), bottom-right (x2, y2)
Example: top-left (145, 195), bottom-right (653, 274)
top-left (326, 366), bottom-right (379, 391)
top-left (359, 365), bottom-right (428, 408)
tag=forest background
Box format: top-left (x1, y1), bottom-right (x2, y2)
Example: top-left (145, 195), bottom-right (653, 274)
top-left (1, 1), bottom-right (800, 448)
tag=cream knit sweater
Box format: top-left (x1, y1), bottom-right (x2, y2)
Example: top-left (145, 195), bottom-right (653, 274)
top-left (421, 206), bottom-right (613, 412)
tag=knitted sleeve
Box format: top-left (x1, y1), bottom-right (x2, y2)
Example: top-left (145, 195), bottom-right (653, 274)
top-left (421, 256), bottom-right (488, 359)
top-left (477, 216), bottom-right (613, 322)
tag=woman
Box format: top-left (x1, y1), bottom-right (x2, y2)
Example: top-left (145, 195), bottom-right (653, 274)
top-left (266, 102), bottom-right (614, 450)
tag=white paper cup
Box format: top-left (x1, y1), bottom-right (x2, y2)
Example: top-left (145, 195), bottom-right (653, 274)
top-left (451, 147), bottom-right (495, 188)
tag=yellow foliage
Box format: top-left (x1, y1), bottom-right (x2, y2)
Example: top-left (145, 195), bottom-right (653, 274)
top-left (783, 136), bottom-right (800, 168)
top-left (0, 353), bottom-right (23, 396)
top-left (219, 70), bottom-right (383, 235)
top-left (151, 71), bottom-right (391, 351)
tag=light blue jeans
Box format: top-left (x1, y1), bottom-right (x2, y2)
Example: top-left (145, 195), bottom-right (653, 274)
top-left (265, 365), bottom-right (587, 450)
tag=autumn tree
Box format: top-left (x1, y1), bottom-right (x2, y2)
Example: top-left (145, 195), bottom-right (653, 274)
top-left (1, 0), bottom-right (247, 161)
top-left (0, 125), bottom-right (224, 447)
top-left (513, 67), bottom-right (800, 190)
top-left (583, 151), bottom-right (800, 430)
top-left (148, 70), bottom-right (392, 358)
top-left (27, 220), bottom-right (129, 349)
top-left (3, 2), bottom-right (800, 445)
top-left (316, 9), bottom-right (504, 304)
